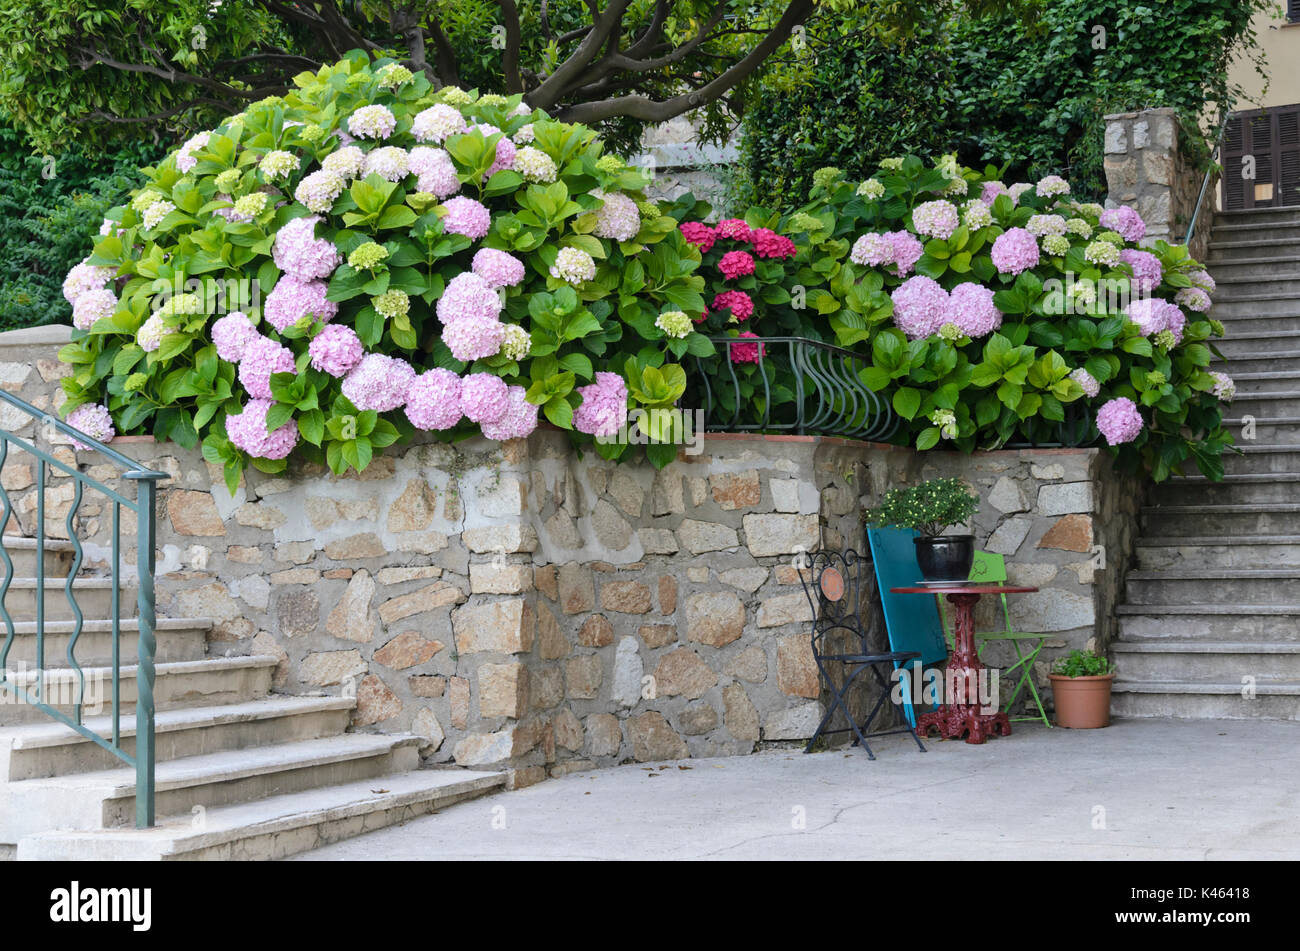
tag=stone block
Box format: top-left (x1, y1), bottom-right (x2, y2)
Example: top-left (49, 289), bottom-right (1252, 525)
top-left (685, 591), bottom-right (745, 647)
top-left (627, 711), bottom-right (687, 762)
top-left (652, 647), bottom-right (718, 699)
top-left (743, 514), bottom-right (818, 556)
top-left (1038, 482), bottom-right (1095, 516)
top-left (600, 580), bottom-right (652, 614)
top-left (453, 598), bottom-right (536, 654)
top-left (1037, 514), bottom-right (1094, 553)
top-left (479, 662), bottom-right (528, 718)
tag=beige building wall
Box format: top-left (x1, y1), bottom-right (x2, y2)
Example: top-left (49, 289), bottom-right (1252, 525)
top-left (1229, 8), bottom-right (1300, 109)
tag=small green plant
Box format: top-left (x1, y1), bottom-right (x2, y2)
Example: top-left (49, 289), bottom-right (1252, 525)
top-left (1051, 649), bottom-right (1113, 678)
top-left (865, 477), bottom-right (979, 537)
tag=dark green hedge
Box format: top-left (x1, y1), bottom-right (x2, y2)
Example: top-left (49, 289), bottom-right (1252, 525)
top-left (740, 0), bottom-right (1267, 209)
top-left (0, 119), bottom-right (166, 332)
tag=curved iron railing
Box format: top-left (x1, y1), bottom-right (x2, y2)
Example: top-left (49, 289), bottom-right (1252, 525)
top-left (692, 336), bottom-right (898, 441)
top-left (0, 390), bottom-right (165, 828)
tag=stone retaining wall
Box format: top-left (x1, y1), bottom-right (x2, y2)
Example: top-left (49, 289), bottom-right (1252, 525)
top-left (0, 327), bottom-right (1141, 784)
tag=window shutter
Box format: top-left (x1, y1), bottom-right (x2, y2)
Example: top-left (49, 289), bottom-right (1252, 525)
top-left (1278, 106), bottom-right (1300, 206)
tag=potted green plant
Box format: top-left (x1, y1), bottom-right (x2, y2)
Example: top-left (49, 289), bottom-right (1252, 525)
top-left (866, 478), bottom-right (979, 582)
top-left (1048, 649), bottom-right (1115, 728)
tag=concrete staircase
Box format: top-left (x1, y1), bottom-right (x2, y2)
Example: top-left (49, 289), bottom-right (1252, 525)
top-left (0, 535), bottom-right (502, 860)
top-left (1113, 206), bottom-right (1300, 720)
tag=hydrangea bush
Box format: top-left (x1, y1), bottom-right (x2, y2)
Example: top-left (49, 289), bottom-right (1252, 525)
top-left (776, 156), bottom-right (1232, 480)
top-left (57, 53), bottom-right (711, 489)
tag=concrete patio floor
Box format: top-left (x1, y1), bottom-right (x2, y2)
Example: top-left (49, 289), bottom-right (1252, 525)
top-left (291, 719), bottom-right (1300, 860)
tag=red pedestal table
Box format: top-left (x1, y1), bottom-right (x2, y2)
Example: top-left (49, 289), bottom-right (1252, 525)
top-left (889, 584), bottom-right (1038, 744)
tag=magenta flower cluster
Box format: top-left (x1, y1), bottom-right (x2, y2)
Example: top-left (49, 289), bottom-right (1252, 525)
top-left (1099, 205), bottom-right (1146, 243)
top-left (308, 324), bottom-right (364, 377)
top-left (341, 353), bottom-right (417, 412)
top-left (265, 274), bottom-right (338, 331)
top-left (273, 217), bottom-right (341, 281)
top-left (238, 336), bottom-right (296, 399)
top-left (65, 403), bottom-right (116, 451)
top-left (990, 227), bottom-right (1040, 275)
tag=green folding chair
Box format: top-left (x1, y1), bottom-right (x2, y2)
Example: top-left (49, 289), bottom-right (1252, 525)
top-left (935, 550), bottom-right (1052, 727)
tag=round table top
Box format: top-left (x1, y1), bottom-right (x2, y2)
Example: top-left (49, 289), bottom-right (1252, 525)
top-left (890, 584), bottom-right (1039, 595)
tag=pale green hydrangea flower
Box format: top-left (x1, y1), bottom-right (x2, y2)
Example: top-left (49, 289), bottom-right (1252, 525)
top-left (372, 289), bottom-right (410, 320)
top-left (655, 310), bottom-right (692, 339)
top-left (348, 241), bottom-right (390, 269)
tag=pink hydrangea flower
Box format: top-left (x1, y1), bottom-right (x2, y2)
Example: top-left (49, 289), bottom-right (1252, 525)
top-left (711, 290), bottom-right (754, 321)
top-left (63, 260), bottom-right (114, 303)
top-left (472, 124), bottom-right (517, 177)
top-left (444, 313), bottom-right (506, 362)
top-left (592, 190), bottom-right (640, 242)
top-left (471, 248), bottom-right (526, 287)
top-left (1124, 298), bottom-right (1166, 336)
top-left (441, 196), bottom-right (491, 239)
top-left (406, 368), bottom-right (464, 430)
top-left (1211, 371), bottom-right (1235, 401)
top-left (412, 104), bottom-right (468, 143)
top-left (1095, 396), bottom-right (1144, 446)
top-left (341, 354), bottom-right (416, 412)
top-left (1161, 302), bottom-right (1187, 345)
top-left (226, 398), bottom-right (298, 459)
top-left (65, 402), bottom-right (115, 451)
top-left (71, 288), bottom-right (117, 330)
top-left (479, 385), bottom-right (539, 441)
top-left (1120, 248), bottom-right (1163, 293)
top-left (679, 222), bottom-right (716, 252)
top-left (572, 371), bottom-right (628, 437)
top-left (891, 275), bottom-right (949, 340)
top-left (980, 181), bottom-right (1009, 206)
top-left (714, 218), bottom-right (753, 243)
top-left (1070, 367), bottom-right (1101, 398)
top-left (211, 311), bottom-right (259, 362)
top-left (1035, 175), bottom-right (1070, 197)
top-left (308, 324), bottom-right (363, 377)
top-left (886, 231), bottom-right (924, 277)
top-left (1099, 205), bottom-right (1145, 242)
top-left (912, 200), bottom-right (959, 240)
top-left (751, 228), bottom-right (796, 260)
top-left (850, 233), bottom-right (893, 267)
top-left (273, 216), bottom-right (341, 281)
top-left (437, 272), bottom-right (502, 323)
top-left (991, 227), bottom-right (1040, 275)
top-left (264, 275), bottom-right (337, 331)
top-left (718, 250), bottom-right (756, 280)
top-left (950, 282), bottom-right (1002, 338)
top-left (459, 372), bottom-right (510, 424)
top-left (347, 105), bottom-right (396, 139)
top-left (238, 336), bottom-right (296, 399)
top-left (729, 331), bottom-right (766, 364)
top-left (409, 147), bottom-right (460, 198)
top-left (1175, 286), bottom-right (1211, 312)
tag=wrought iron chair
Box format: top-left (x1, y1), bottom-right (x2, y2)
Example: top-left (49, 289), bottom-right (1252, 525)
top-left (798, 549), bottom-right (926, 759)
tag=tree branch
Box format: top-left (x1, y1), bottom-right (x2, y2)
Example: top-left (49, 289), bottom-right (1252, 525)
top-left (528, 0), bottom-right (633, 108)
top-left (496, 0), bottom-right (524, 93)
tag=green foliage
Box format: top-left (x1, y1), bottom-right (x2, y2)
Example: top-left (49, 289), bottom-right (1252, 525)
top-left (774, 157), bottom-right (1232, 481)
top-left (0, 117), bottom-right (166, 330)
top-left (741, 0), bottom-right (1271, 208)
top-left (1051, 648), bottom-right (1113, 677)
top-left (57, 54), bottom-right (708, 487)
top-left (866, 477), bottom-right (980, 537)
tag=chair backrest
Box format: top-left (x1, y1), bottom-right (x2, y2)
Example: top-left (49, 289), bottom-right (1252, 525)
top-left (969, 550), bottom-right (1008, 584)
top-left (797, 549), bottom-right (871, 650)
top-left (865, 527), bottom-right (948, 666)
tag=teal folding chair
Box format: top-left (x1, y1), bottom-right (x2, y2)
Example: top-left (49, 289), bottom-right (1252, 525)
top-left (935, 550), bottom-right (1052, 727)
top-left (866, 527), bottom-right (950, 728)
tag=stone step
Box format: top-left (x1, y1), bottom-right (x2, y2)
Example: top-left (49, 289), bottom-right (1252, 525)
top-left (1210, 224), bottom-right (1300, 242)
top-left (1, 578), bottom-right (136, 622)
top-left (1117, 603), bottom-right (1300, 641)
top-left (0, 617), bottom-right (210, 666)
top-left (1207, 239), bottom-right (1300, 262)
top-left (1219, 417), bottom-right (1300, 441)
top-left (15, 768), bottom-right (506, 861)
top-left (0, 733), bottom-right (423, 841)
top-left (1221, 445), bottom-right (1300, 475)
top-left (1111, 681), bottom-right (1300, 719)
top-left (1113, 641), bottom-right (1300, 682)
top-left (0, 537), bottom-right (75, 578)
top-left (1215, 207), bottom-right (1300, 225)
top-left (0, 655), bottom-right (276, 726)
top-left (1124, 567), bottom-right (1300, 604)
top-left (1210, 330), bottom-right (1300, 358)
top-left (0, 696), bottom-right (355, 781)
top-left (1228, 372), bottom-right (1300, 397)
top-left (1135, 535), bottom-right (1300, 569)
top-left (1157, 471), bottom-right (1300, 505)
top-left (1142, 503), bottom-right (1300, 537)
top-left (1212, 309), bottom-right (1300, 329)
top-left (1203, 260), bottom-right (1300, 281)
top-left (1221, 391), bottom-right (1300, 420)
top-left (1212, 350), bottom-right (1300, 373)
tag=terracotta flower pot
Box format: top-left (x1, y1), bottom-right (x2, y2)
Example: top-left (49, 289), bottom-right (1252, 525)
top-left (1048, 672), bottom-right (1114, 729)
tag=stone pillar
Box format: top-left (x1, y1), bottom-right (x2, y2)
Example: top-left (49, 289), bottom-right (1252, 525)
top-left (1103, 107), bottom-right (1218, 261)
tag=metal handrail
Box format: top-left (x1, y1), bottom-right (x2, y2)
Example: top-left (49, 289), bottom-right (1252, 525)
top-left (692, 336), bottom-right (898, 441)
top-left (0, 389), bottom-right (165, 828)
top-left (1184, 101), bottom-right (1236, 247)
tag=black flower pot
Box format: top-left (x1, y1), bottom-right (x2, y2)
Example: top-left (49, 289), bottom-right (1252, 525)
top-left (914, 534), bottom-right (974, 583)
